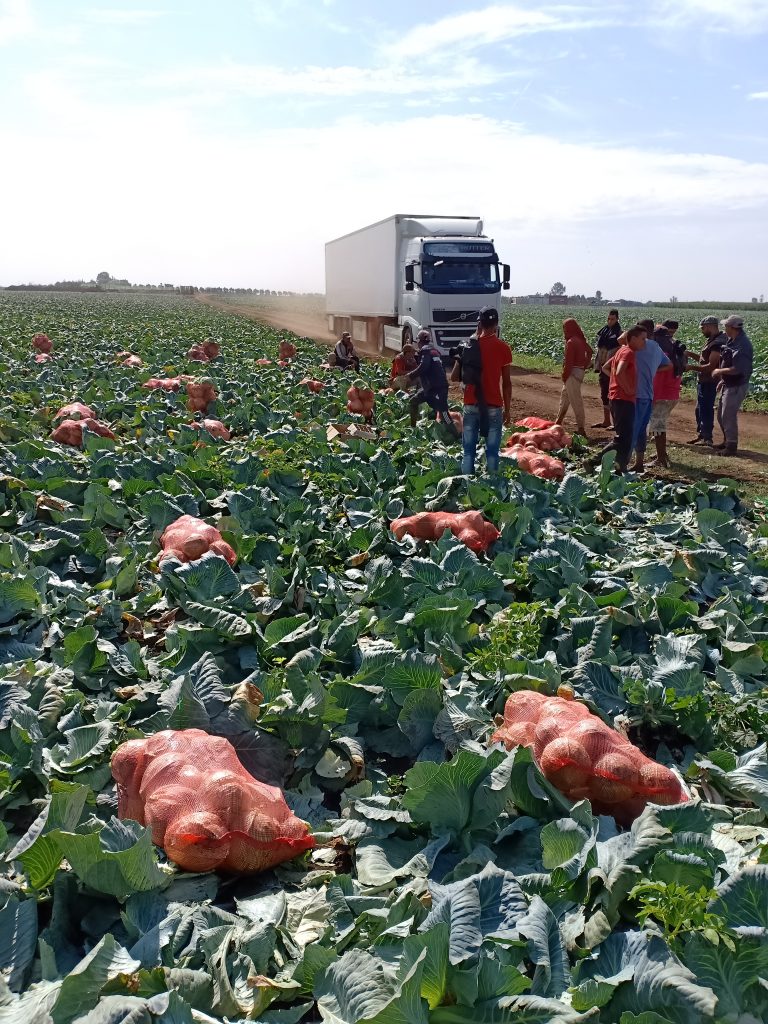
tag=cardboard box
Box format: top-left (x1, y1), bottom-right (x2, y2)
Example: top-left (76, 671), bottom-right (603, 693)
top-left (327, 423), bottom-right (377, 443)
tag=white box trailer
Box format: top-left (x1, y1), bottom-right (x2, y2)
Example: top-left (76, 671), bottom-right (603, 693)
top-left (325, 215), bottom-right (509, 357)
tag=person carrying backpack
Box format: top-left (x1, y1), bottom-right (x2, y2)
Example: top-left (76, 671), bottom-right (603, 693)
top-left (407, 330), bottom-right (460, 438)
top-left (451, 306), bottom-right (512, 474)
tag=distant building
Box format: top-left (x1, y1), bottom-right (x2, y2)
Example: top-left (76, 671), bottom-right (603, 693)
top-left (513, 294), bottom-right (573, 306)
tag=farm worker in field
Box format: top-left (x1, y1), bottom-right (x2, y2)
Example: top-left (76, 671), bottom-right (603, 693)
top-left (648, 326), bottom-right (686, 468)
top-left (407, 331), bottom-right (459, 438)
top-left (390, 343), bottom-right (417, 386)
top-left (597, 325), bottom-right (648, 474)
top-left (555, 318), bottom-right (593, 437)
top-left (628, 320), bottom-right (671, 473)
top-left (334, 332), bottom-right (360, 372)
top-left (712, 315), bottom-right (753, 456)
top-left (687, 316), bottom-right (725, 446)
top-left (451, 306), bottom-right (513, 475)
top-left (662, 319), bottom-right (680, 337)
top-left (592, 309), bottom-right (622, 428)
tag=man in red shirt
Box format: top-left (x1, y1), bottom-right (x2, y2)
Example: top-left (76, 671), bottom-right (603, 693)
top-left (598, 325), bottom-right (646, 474)
top-left (451, 306), bottom-right (512, 474)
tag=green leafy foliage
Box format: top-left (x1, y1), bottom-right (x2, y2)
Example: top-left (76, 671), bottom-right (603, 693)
top-left (0, 291), bottom-right (766, 1022)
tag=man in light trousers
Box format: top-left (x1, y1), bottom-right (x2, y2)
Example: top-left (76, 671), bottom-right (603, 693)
top-left (712, 315), bottom-right (753, 456)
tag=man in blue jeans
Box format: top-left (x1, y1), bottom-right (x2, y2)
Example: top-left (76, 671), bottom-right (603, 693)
top-left (630, 322), bottom-right (671, 473)
top-left (451, 307), bottom-right (512, 474)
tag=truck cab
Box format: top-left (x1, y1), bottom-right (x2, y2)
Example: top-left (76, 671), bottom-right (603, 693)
top-left (401, 233), bottom-right (510, 358)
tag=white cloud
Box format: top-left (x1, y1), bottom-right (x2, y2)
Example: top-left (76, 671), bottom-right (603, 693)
top-left (81, 9), bottom-right (168, 26)
top-left (2, 95), bottom-right (767, 297)
top-left (388, 0), bottom-right (768, 61)
top-left (648, 0), bottom-right (768, 32)
top-left (0, 0), bottom-right (33, 44)
top-left (145, 57), bottom-right (516, 99)
top-left (388, 4), bottom-right (607, 59)
top-left (748, 90), bottom-right (768, 100)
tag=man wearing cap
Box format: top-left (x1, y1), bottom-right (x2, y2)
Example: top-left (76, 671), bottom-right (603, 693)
top-left (712, 315), bottom-right (753, 456)
top-left (687, 317), bottom-right (725, 446)
top-left (451, 306), bottom-right (512, 474)
top-left (333, 332), bottom-right (360, 371)
top-left (407, 330), bottom-right (459, 438)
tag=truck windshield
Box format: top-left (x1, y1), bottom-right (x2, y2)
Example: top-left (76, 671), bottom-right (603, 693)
top-left (420, 260), bottom-right (500, 295)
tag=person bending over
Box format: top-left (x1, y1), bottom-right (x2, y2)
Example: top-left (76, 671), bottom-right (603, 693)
top-left (407, 330), bottom-right (459, 438)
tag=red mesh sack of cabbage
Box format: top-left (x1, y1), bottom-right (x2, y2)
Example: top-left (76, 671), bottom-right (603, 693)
top-left (515, 416), bottom-right (555, 430)
top-left (111, 729), bottom-right (316, 873)
top-left (491, 691), bottom-right (687, 822)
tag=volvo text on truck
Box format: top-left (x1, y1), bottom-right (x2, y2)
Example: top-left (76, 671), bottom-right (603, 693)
top-left (325, 215), bottom-right (510, 359)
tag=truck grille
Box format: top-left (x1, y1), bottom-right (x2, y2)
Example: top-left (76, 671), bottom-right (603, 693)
top-left (432, 309), bottom-right (479, 324)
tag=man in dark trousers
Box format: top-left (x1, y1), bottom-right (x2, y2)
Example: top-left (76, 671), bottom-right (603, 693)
top-left (592, 309), bottom-right (622, 428)
top-left (407, 330), bottom-right (459, 438)
top-left (687, 316), bottom-right (725, 446)
top-left (712, 315), bottom-right (753, 456)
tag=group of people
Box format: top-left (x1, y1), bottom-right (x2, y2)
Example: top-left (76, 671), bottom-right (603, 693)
top-left (332, 305), bottom-right (754, 477)
top-left (559, 310), bottom-right (754, 472)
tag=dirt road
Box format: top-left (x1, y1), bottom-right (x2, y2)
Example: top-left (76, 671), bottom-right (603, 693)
top-left (198, 294), bottom-right (768, 487)
top-left (199, 294), bottom-right (338, 346)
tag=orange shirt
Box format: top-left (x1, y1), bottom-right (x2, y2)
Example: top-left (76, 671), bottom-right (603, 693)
top-left (608, 346), bottom-right (636, 402)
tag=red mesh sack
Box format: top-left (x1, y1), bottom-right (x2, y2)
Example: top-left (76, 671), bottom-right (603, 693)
top-left (143, 376), bottom-right (194, 392)
top-left (187, 345), bottom-right (211, 363)
top-left (33, 332), bottom-right (53, 353)
top-left (491, 691), bottom-right (687, 822)
top-left (502, 445), bottom-right (565, 480)
top-left (188, 418), bottom-right (231, 440)
top-left (506, 425), bottom-right (571, 451)
top-left (159, 514), bottom-right (237, 566)
top-left (391, 510), bottom-right (500, 553)
top-left (51, 418), bottom-right (116, 446)
top-left (53, 402), bottom-right (96, 421)
top-left (111, 729), bottom-right (316, 873)
top-left (515, 416), bottom-right (554, 430)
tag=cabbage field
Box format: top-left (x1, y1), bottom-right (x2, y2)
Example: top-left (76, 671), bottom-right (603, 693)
top-left (1, 290), bottom-right (768, 1024)
top-left (503, 305), bottom-right (768, 401)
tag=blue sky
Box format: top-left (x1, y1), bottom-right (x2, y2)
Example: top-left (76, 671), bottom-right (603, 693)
top-left (1, 0), bottom-right (767, 298)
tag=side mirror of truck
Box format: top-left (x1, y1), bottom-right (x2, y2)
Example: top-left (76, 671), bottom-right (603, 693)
top-left (405, 265), bottom-right (415, 292)
top-left (502, 264), bottom-right (510, 291)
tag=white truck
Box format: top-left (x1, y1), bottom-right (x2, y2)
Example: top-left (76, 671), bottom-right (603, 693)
top-left (325, 214), bottom-right (510, 359)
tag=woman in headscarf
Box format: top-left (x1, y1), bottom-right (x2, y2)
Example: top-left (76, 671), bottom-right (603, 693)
top-left (555, 318), bottom-right (593, 437)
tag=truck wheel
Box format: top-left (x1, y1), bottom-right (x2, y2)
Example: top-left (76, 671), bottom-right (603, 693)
top-left (402, 327), bottom-right (413, 348)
